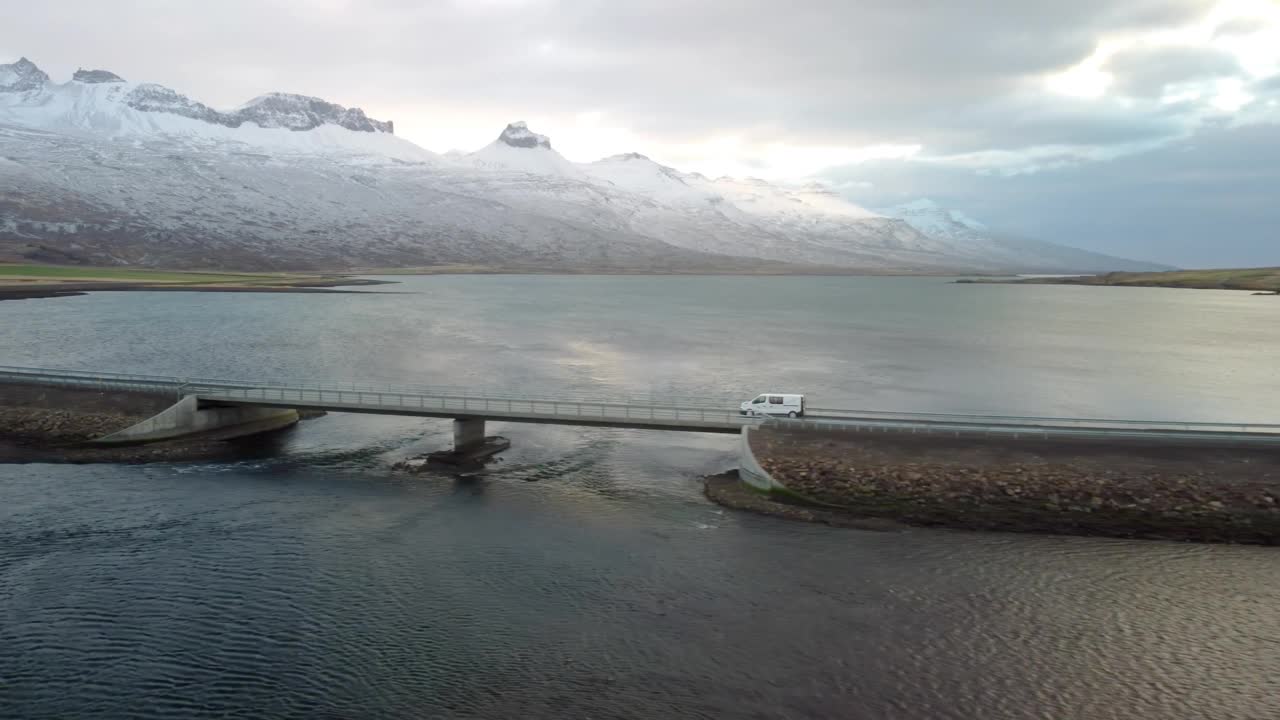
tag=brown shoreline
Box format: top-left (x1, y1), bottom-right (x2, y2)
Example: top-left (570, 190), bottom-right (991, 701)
top-left (347, 264), bottom-right (993, 277)
top-left (0, 277), bottom-right (400, 302)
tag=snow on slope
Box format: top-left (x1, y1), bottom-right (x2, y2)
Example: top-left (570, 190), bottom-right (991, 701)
top-left (465, 121), bottom-right (586, 178)
top-left (886, 198), bottom-right (988, 237)
top-left (577, 153), bottom-right (978, 266)
top-left (0, 59), bottom-right (436, 163)
top-left (694, 176), bottom-right (880, 221)
top-left (0, 57), bottom-right (1162, 273)
top-left (0, 123), bottom-right (746, 270)
top-left (584, 153), bottom-right (719, 206)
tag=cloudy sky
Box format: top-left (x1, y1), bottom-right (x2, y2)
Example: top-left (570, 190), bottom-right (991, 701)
top-left (4, 0), bottom-right (1278, 266)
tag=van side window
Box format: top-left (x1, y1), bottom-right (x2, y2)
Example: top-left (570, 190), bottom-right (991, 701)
top-left (769, 396), bottom-right (783, 404)
top-left (752, 396), bottom-right (765, 404)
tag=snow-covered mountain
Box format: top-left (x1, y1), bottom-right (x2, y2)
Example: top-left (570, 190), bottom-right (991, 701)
top-left (0, 58), bottom-right (435, 163)
top-left (0, 57), bottom-right (1161, 273)
top-left (585, 153), bottom-right (717, 206)
top-left (463, 121), bottom-right (586, 179)
top-left (578, 153), bottom-right (957, 267)
top-left (881, 199), bottom-right (1166, 273)
top-left (887, 199), bottom-right (988, 237)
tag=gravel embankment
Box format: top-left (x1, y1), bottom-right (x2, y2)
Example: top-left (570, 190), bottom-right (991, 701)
top-left (713, 427), bottom-right (1280, 544)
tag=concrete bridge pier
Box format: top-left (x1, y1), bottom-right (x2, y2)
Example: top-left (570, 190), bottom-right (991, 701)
top-left (453, 418), bottom-right (486, 451)
top-left (426, 417), bottom-right (509, 467)
top-left (422, 415), bottom-right (506, 466)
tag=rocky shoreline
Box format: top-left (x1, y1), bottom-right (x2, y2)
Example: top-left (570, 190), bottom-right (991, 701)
top-left (0, 384), bottom-right (312, 463)
top-left (705, 427), bottom-right (1280, 545)
top-left (705, 471), bottom-right (907, 532)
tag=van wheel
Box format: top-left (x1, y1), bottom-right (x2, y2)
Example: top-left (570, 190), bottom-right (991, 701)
top-left (788, 411), bottom-right (798, 418)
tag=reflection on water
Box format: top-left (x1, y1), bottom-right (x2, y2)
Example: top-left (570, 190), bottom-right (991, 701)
top-left (2, 275), bottom-right (1277, 421)
top-left (2, 276), bottom-right (1278, 718)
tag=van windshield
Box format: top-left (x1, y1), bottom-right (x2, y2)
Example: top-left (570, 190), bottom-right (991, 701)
top-left (752, 396), bottom-right (765, 403)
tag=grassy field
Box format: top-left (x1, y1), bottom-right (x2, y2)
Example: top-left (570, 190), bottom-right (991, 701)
top-left (1072, 267), bottom-right (1280, 292)
top-left (962, 267), bottom-right (1280, 293)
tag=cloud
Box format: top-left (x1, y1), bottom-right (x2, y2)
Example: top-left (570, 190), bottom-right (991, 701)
top-left (5, 0), bottom-right (1220, 153)
top-left (1213, 15), bottom-right (1269, 37)
top-left (822, 122), bottom-right (1280, 267)
top-left (1256, 74), bottom-right (1280, 94)
top-left (4, 0), bottom-right (1277, 264)
top-left (1105, 45), bottom-right (1242, 98)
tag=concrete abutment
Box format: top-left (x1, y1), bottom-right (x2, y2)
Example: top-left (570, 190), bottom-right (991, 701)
top-left (95, 395), bottom-right (299, 444)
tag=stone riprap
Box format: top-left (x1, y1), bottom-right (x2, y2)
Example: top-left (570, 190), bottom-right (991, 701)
top-left (733, 426), bottom-right (1280, 544)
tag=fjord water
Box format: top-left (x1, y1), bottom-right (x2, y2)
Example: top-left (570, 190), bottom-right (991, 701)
top-left (1, 276), bottom-right (1277, 719)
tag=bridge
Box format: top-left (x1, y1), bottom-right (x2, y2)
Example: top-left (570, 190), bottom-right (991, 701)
top-left (2, 366), bottom-right (1279, 453)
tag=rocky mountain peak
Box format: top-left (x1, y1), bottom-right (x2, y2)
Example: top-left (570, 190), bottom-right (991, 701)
top-left (498, 121), bottom-right (551, 149)
top-left (73, 68), bottom-right (126, 84)
top-left (126, 84), bottom-right (227, 126)
top-left (121, 87), bottom-right (395, 133)
top-left (235, 93), bottom-right (393, 134)
top-left (0, 57), bottom-right (50, 93)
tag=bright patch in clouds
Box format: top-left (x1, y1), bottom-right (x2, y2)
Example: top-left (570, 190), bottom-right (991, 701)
top-left (440, 0), bottom-right (1280, 180)
top-left (579, 124), bottom-right (922, 180)
top-left (1046, 0), bottom-right (1280, 103)
top-left (1046, 54), bottom-right (1115, 99)
top-left (1211, 77), bottom-right (1253, 111)
top-left (395, 108), bottom-right (921, 180)
top-left (1210, 0), bottom-right (1280, 74)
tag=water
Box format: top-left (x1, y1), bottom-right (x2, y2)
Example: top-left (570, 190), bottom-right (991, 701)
top-left (1, 276), bottom-right (1278, 719)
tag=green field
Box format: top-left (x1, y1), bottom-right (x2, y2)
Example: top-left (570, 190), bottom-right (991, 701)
top-left (961, 267), bottom-right (1280, 293)
top-left (1058, 267), bottom-right (1280, 292)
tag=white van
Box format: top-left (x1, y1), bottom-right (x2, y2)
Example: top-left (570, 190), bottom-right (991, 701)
top-left (740, 393), bottom-right (805, 418)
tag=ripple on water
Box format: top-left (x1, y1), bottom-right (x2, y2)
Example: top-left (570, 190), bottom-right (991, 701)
top-left (3, 277), bottom-right (1280, 717)
top-left (4, 457), bottom-right (1280, 718)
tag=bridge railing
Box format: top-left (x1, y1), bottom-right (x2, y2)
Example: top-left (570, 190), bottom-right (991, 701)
top-left (185, 379), bottom-right (754, 426)
top-left (0, 365), bottom-right (755, 426)
top-left (0, 366), bottom-right (187, 394)
top-left (0, 365), bottom-right (746, 412)
top-left (804, 406), bottom-right (1280, 436)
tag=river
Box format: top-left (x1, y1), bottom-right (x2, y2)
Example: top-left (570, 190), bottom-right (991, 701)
top-left (1, 276), bottom-right (1277, 718)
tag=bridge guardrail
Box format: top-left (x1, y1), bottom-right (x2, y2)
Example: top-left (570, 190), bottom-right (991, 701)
top-left (0, 365), bottom-right (746, 411)
top-left (0, 366), bottom-right (756, 427)
top-left (185, 382), bottom-right (753, 426)
top-left (805, 407), bottom-right (1280, 435)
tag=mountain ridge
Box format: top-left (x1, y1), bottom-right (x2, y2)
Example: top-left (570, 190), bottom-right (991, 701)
top-left (0, 57), bottom-right (1165, 273)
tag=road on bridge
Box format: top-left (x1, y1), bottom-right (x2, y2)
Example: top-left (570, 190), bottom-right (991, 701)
top-left (3, 366), bottom-right (1279, 446)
